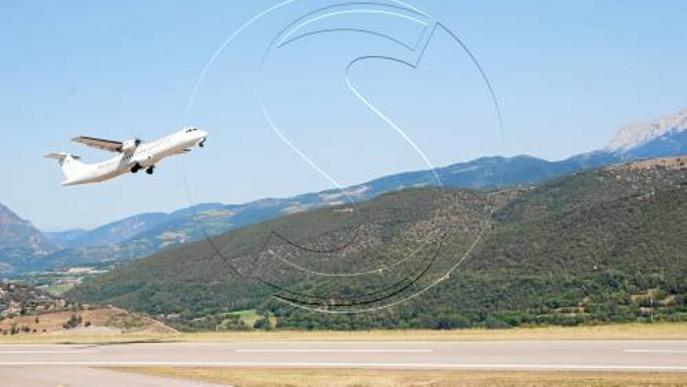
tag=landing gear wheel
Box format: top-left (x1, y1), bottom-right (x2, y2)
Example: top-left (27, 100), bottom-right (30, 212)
top-left (130, 164), bottom-right (141, 174)
top-left (146, 166), bottom-right (155, 175)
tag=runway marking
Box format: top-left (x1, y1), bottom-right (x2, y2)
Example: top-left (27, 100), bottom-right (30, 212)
top-left (0, 350), bottom-right (99, 354)
top-left (0, 362), bottom-right (685, 371)
top-left (149, 340), bottom-right (687, 347)
top-left (235, 349), bottom-right (433, 353)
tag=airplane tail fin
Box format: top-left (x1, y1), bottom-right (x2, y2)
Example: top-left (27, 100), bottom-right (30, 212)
top-left (45, 152), bottom-right (89, 182)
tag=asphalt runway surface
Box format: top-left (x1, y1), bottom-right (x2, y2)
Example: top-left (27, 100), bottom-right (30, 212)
top-left (1, 340), bottom-right (686, 386)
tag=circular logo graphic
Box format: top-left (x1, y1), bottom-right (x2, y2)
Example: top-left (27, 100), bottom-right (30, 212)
top-left (182, 0), bottom-right (503, 314)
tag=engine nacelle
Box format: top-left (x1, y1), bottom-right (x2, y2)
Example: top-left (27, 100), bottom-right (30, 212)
top-left (121, 138), bottom-right (142, 152)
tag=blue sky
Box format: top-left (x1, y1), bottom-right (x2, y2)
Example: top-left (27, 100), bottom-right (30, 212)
top-left (2, 0), bottom-right (686, 230)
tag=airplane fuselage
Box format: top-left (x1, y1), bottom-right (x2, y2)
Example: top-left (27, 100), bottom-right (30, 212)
top-left (62, 128), bottom-right (207, 186)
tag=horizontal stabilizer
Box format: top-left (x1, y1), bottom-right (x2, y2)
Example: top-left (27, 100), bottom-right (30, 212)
top-left (45, 152), bottom-right (89, 182)
top-left (45, 152), bottom-right (81, 161)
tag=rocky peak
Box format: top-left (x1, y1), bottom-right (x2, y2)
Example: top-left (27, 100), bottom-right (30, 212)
top-left (0, 203), bottom-right (55, 253)
top-left (0, 204), bottom-right (29, 227)
top-left (607, 108), bottom-right (687, 152)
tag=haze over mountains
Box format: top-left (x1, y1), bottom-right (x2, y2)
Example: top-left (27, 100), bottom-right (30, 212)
top-left (0, 204), bottom-right (57, 272)
top-left (2, 108), bottom-right (687, 274)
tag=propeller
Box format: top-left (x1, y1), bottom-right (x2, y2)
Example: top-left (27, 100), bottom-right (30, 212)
top-left (134, 127), bottom-right (144, 147)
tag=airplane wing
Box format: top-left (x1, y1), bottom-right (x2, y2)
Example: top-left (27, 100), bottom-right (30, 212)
top-left (72, 136), bottom-right (124, 153)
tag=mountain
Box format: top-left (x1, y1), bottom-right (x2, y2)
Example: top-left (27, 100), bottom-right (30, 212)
top-left (620, 128), bottom-right (687, 160)
top-left (607, 108), bottom-right (687, 152)
top-left (44, 229), bottom-right (88, 248)
top-left (33, 155), bottom-right (593, 271)
top-left (69, 156), bottom-right (687, 330)
top-left (62, 213), bottom-right (172, 248)
top-left (19, 108), bottom-right (687, 273)
top-left (0, 204), bottom-right (54, 252)
top-left (0, 204), bottom-right (57, 273)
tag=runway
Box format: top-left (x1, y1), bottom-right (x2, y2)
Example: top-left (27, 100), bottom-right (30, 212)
top-left (1, 340), bottom-right (687, 370)
top-left (1, 341), bottom-right (686, 385)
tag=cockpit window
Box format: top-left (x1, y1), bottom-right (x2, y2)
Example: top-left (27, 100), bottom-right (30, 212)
top-left (185, 128), bottom-right (198, 133)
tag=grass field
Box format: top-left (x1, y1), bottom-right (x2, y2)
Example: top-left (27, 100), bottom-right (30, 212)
top-left (44, 282), bottom-right (74, 296)
top-left (0, 322), bottom-right (685, 344)
top-left (116, 367), bottom-right (687, 387)
top-left (226, 309), bottom-right (263, 328)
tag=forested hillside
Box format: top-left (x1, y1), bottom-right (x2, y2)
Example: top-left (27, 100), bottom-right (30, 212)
top-left (69, 157), bottom-right (687, 331)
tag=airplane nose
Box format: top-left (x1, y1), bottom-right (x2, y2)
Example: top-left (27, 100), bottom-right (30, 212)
top-left (197, 130), bottom-right (208, 147)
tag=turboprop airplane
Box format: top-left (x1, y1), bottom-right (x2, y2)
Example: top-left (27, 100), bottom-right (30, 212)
top-left (46, 128), bottom-right (208, 186)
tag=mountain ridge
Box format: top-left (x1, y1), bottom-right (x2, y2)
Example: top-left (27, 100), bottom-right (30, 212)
top-left (5, 107), bottom-right (687, 273)
top-left (46, 106), bottom-right (687, 241)
top-left (0, 204), bottom-right (57, 273)
top-left (69, 156), bottom-right (687, 330)
top-left (607, 108), bottom-right (687, 152)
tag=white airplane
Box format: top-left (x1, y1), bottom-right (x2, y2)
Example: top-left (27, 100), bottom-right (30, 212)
top-left (46, 128), bottom-right (208, 186)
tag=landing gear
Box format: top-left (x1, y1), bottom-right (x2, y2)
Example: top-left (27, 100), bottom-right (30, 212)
top-left (146, 166), bottom-right (155, 175)
top-left (130, 164), bottom-right (142, 174)
top-left (199, 138), bottom-right (206, 148)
